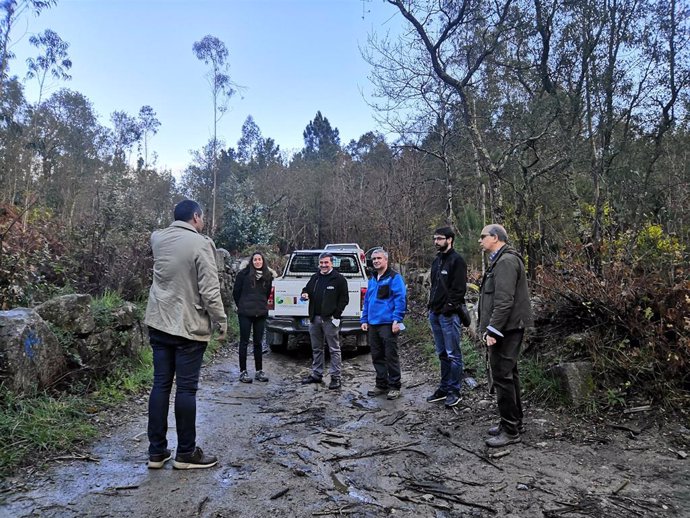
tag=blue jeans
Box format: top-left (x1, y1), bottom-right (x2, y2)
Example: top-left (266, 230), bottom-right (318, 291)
top-left (429, 312), bottom-right (464, 395)
top-left (147, 328), bottom-right (207, 456)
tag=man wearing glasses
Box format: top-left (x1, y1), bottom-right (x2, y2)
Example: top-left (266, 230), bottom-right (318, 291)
top-left (426, 226), bottom-right (468, 408)
top-left (478, 224), bottom-right (533, 447)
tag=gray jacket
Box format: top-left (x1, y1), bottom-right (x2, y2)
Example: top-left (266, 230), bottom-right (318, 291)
top-left (145, 221), bottom-right (227, 341)
top-left (478, 245), bottom-right (533, 337)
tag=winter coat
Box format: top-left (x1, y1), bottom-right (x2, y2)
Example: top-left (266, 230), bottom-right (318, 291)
top-left (145, 221), bottom-right (227, 341)
top-left (361, 269), bottom-right (406, 325)
top-left (232, 267), bottom-right (272, 318)
top-left (302, 269), bottom-right (349, 321)
top-left (428, 248), bottom-right (467, 315)
top-left (478, 245), bottom-right (533, 337)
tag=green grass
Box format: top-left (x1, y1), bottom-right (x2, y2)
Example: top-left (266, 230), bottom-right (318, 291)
top-left (91, 290), bottom-right (126, 328)
top-left (1, 306), bottom-right (250, 477)
top-left (520, 357), bottom-right (567, 406)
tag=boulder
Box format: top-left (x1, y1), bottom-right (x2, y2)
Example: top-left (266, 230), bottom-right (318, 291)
top-left (0, 308), bottom-right (67, 394)
top-left (549, 361), bottom-right (594, 405)
top-left (35, 294), bottom-right (95, 335)
top-left (110, 302), bottom-right (138, 329)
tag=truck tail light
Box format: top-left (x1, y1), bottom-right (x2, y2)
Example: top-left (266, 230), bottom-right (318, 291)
top-left (268, 286), bottom-right (275, 310)
top-left (360, 287), bottom-right (367, 311)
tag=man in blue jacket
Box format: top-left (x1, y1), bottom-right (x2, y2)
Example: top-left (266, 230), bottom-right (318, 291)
top-left (361, 248), bottom-right (407, 400)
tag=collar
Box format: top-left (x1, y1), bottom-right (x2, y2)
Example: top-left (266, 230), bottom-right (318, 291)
top-left (489, 244), bottom-right (507, 263)
top-left (170, 220), bottom-right (199, 233)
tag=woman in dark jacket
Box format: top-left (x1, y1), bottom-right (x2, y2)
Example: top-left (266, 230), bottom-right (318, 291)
top-left (232, 252), bottom-right (273, 383)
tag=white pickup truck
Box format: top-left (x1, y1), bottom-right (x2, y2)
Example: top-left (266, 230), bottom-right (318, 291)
top-left (266, 245), bottom-right (369, 352)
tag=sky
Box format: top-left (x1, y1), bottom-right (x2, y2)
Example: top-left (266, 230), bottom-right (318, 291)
top-left (7, 0), bottom-right (404, 176)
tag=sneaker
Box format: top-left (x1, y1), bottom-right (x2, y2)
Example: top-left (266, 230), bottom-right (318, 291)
top-left (255, 370), bottom-right (269, 382)
top-left (147, 449), bottom-right (172, 469)
top-left (488, 422), bottom-right (525, 436)
top-left (387, 389), bottom-right (401, 400)
top-left (485, 431), bottom-right (522, 448)
top-left (367, 387), bottom-right (387, 397)
top-left (328, 378), bottom-right (341, 390)
top-left (426, 389), bottom-right (448, 403)
top-left (239, 370), bottom-right (253, 383)
top-left (173, 447), bottom-right (218, 469)
top-left (444, 393), bottom-right (462, 408)
top-left (301, 375), bottom-right (323, 384)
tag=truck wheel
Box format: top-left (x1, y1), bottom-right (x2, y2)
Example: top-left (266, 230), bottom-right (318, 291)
top-left (268, 332), bottom-right (288, 353)
top-left (356, 332), bottom-right (370, 354)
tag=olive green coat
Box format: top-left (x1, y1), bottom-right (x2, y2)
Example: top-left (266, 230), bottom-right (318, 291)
top-left (478, 245), bottom-right (533, 336)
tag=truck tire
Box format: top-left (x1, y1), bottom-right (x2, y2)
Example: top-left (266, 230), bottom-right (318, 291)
top-left (268, 331), bottom-right (288, 353)
top-left (356, 332), bottom-right (369, 353)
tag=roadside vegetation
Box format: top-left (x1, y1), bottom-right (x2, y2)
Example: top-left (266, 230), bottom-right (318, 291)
top-left (0, 291), bottom-right (234, 478)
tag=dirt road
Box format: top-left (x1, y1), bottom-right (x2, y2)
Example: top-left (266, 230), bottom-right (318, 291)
top-left (2, 342), bottom-right (688, 517)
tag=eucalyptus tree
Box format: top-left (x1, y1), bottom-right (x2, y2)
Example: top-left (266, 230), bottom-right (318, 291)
top-left (0, 0), bottom-right (55, 100)
top-left (137, 105), bottom-right (160, 168)
top-left (25, 28), bottom-right (71, 104)
top-left (110, 110), bottom-right (141, 166)
top-left (192, 34), bottom-right (237, 234)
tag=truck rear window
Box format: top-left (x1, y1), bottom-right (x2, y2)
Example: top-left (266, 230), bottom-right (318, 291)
top-left (288, 254), bottom-right (360, 274)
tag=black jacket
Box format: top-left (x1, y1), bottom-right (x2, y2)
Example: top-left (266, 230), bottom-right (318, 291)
top-left (232, 268), bottom-right (272, 317)
top-left (302, 269), bottom-right (349, 321)
top-left (428, 248), bottom-right (467, 315)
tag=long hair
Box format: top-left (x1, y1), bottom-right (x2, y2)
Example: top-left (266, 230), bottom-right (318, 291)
top-left (248, 252), bottom-right (271, 286)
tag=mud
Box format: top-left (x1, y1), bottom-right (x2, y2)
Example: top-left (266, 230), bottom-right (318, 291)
top-left (1, 342), bottom-right (689, 517)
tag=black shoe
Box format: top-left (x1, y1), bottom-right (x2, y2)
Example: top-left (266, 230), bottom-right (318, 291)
top-left (328, 378), bottom-right (341, 390)
top-left (255, 370), bottom-right (269, 382)
top-left (367, 386), bottom-right (387, 397)
top-left (488, 422), bottom-right (525, 436)
top-left (426, 389), bottom-right (448, 403)
top-left (301, 375), bottom-right (322, 384)
top-left (485, 431), bottom-right (522, 448)
top-left (444, 393), bottom-right (462, 408)
top-left (239, 370), bottom-right (253, 383)
top-left (173, 447), bottom-right (218, 469)
top-left (148, 449), bottom-right (172, 469)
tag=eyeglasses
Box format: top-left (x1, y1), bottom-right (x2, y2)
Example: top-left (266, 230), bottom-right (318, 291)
top-left (480, 234), bottom-right (492, 239)
top-left (433, 236), bottom-right (447, 241)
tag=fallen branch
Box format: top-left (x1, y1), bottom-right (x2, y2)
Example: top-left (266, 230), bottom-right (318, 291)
top-left (49, 453), bottom-right (100, 463)
top-left (325, 440), bottom-right (424, 462)
top-left (270, 488), bottom-right (290, 500)
top-left (393, 493), bottom-right (451, 510)
top-left (436, 428), bottom-right (503, 471)
top-left (612, 479), bottom-right (629, 495)
top-left (197, 495), bottom-right (209, 515)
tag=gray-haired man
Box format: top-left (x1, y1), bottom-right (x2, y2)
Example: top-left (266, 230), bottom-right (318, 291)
top-left (478, 224), bottom-right (533, 447)
top-left (300, 252), bottom-right (349, 389)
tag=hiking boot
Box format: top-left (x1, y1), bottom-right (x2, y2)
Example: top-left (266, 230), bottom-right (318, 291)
top-left (301, 375), bottom-right (323, 384)
top-left (485, 431), bottom-right (522, 448)
top-left (367, 386), bottom-right (387, 397)
top-left (444, 393), bottom-right (462, 408)
top-left (147, 449), bottom-right (172, 469)
top-left (387, 389), bottom-right (401, 400)
top-left (328, 378), bottom-right (342, 390)
top-left (173, 447), bottom-right (218, 469)
top-left (255, 370), bottom-right (269, 382)
top-left (488, 422), bottom-right (525, 436)
top-left (426, 389), bottom-right (448, 403)
top-left (239, 370), bottom-right (253, 383)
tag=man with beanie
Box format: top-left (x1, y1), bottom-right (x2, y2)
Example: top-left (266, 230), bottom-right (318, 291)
top-left (426, 226), bottom-right (468, 408)
top-left (478, 224), bottom-right (533, 447)
top-left (300, 252), bottom-right (349, 389)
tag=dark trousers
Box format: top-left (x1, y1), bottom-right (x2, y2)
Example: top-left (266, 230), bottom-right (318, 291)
top-left (238, 314), bottom-right (266, 372)
top-left (489, 329), bottom-right (524, 435)
top-left (368, 324), bottom-right (401, 390)
top-left (147, 328), bottom-right (207, 456)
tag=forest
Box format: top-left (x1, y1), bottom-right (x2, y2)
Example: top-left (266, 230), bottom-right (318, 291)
top-left (1, 0), bottom-right (688, 404)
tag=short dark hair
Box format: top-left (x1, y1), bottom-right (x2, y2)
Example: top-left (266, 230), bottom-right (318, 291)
top-left (434, 226), bottom-right (455, 240)
top-left (174, 199), bottom-right (202, 222)
top-left (318, 252), bottom-right (335, 262)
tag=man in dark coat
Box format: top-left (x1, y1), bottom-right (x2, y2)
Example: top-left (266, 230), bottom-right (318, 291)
top-left (426, 226), bottom-right (468, 408)
top-left (300, 252), bottom-right (349, 389)
top-left (478, 224), bottom-right (533, 447)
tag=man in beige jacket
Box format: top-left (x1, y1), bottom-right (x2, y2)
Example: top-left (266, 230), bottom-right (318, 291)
top-left (145, 199), bottom-right (227, 470)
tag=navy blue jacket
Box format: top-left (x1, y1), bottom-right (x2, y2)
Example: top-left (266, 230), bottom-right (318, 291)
top-left (361, 268), bottom-right (406, 325)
